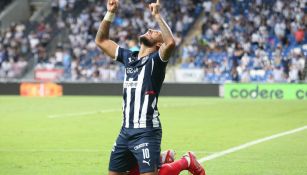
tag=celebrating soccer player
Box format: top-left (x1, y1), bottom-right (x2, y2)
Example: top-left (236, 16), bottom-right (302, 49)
top-left (95, 0), bottom-right (205, 175)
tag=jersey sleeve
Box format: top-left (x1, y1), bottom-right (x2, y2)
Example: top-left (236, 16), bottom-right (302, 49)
top-left (152, 50), bottom-right (168, 68)
top-left (115, 46), bottom-right (132, 66)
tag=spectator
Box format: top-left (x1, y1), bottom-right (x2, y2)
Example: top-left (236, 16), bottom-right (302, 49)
top-left (37, 0), bottom-right (204, 81)
top-left (295, 27), bottom-right (305, 44)
top-left (0, 23), bottom-right (30, 79)
top-left (180, 0), bottom-right (307, 83)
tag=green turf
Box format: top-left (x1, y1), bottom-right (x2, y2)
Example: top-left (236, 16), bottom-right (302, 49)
top-left (0, 96), bottom-right (306, 175)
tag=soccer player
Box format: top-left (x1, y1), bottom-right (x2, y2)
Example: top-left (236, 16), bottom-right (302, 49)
top-left (95, 0), bottom-right (206, 175)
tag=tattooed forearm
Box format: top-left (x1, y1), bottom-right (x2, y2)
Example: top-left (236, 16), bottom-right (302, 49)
top-left (155, 14), bottom-right (174, 46)
top-left (96, 21), bottom-right (111, 43)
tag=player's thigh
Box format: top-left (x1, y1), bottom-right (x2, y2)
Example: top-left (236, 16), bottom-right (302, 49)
top-left (109, 133), bottom-right (137, 173)
top-left (129, 129), bottom-right (162, 174)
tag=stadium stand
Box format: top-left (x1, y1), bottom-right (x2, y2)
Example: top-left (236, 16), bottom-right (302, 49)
top-left (0, 0), bottom-right (306, 82)
top-left (0, 23), bottom-right (29, 78)
top-left (0, 0), bottom-right (13, 12)
top-left (180, 0), bottom-right (307, 83)
top-left (0, 0), bottom-right (54, 79)
top-left (0, 18), bottom-right (54, 79)
top-left (34, 0), bottom-right (204, 81)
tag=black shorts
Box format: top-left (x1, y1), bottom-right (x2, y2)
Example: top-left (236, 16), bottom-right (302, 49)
top-left (108, 127), bottom-right (162, 173)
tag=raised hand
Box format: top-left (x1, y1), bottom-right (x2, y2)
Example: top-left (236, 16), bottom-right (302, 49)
top-left (107, 0), bottom-right (119, 13)
top-left (149, 0), bottom-right (176, 61)
top-left (149, 0), bottom-right (160, 17)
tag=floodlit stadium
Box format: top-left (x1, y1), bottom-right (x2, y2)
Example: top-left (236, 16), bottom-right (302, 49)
top-left (0, 0), bottom-right (307, 175)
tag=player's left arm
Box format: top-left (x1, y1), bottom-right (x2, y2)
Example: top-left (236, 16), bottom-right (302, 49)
top-left (150, 0), bottom-right (176, 61)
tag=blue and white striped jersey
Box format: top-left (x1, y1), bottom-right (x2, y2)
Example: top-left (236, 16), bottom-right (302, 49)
top-left (115, 47), bottom-right (168, 129)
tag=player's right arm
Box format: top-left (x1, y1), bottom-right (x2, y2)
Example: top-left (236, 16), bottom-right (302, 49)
top-left (95, 0), bottom-right (119, 60)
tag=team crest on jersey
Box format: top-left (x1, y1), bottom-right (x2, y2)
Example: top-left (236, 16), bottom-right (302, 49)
top-left (128, 57), bottom-right (133, 63)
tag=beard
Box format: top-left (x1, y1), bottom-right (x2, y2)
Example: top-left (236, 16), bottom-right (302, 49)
top-left (139, 35), bottom-right (155, 47)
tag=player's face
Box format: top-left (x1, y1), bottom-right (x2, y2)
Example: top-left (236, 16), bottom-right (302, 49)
top-left (139, 29), bottom-right (163, 47)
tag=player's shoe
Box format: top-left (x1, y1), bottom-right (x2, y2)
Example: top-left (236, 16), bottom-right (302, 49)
top-left (160, 149), bottom-right (175, 164)
top-left (184, 152), bottom-right (206, 175)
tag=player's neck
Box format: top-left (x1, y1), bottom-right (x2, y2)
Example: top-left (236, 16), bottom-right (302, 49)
top-left (138, 45), bottom-right (156, 59)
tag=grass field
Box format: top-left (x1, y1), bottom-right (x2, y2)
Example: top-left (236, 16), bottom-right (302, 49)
top-left (0, 96), bottom-right (307, 175)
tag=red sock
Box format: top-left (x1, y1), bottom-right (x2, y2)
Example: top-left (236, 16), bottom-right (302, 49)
top-left (129, 158), bottom-right (188, 175)
top-left (159, 158), bottom-right (189, 175)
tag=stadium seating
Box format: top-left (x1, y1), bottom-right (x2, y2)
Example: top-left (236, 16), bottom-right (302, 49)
top-left (180, 0), bottom-right (307, 83)
top-left (0, 0), bottom-right (13, 12)
top-left (35, 0), bottom-right (204, 81)
top-left (0, 0), bottom-right (306, 82)
top-left (0, 23), bottom-right (29, 78)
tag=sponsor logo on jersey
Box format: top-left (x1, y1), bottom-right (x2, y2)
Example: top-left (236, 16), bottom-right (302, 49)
top-left (126, 67), bottom-right (139, 74)
top-left (134, 142), bottom-right (149, 150)
top-left (142, 159), bottom-right (151, 166)
top-left (124, 81), bottom-right (138, 88)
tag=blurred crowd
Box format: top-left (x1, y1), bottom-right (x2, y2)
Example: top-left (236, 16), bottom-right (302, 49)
top-left (34, 0), bottom-right (204, 81)
top-left (0, 0), bottom-right (13, 12)
top-left (0, 23), bottom-right (29, 78)
top-left (181, 0), bottom-right (307, 83)
top-left (0, 0), bottom-right (27, 78)
top-left (1, 0), bottom-right (306, 83)
top-left (0, 21), bottom-right (53, 79)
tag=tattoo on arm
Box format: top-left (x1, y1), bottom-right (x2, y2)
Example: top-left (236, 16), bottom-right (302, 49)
top-left (156, 15), bottom-right (174, 45)
top-left (155, 15), bottom-right (176, 60)
top-left (96, 21), bottom-right (111, 42)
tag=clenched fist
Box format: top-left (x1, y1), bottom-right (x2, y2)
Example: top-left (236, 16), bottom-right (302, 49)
top-left (107, 0), bottom-right (119, 13)
top-left (149, 0), bottom-right (160, 18)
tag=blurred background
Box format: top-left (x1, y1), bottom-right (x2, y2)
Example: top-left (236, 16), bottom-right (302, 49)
top-left (1, 1), bottom-right (307, 175)
top-left (0, 0), bottom-right (306, 85)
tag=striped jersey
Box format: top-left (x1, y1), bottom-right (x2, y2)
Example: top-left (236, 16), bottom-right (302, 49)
top-left (115, 46), bottom-right (168, 129)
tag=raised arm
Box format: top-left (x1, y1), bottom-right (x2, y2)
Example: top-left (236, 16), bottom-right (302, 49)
top-left (95, 0), bottom-right (119, 60)
top-left (149, 0), bottom-right (176, 61)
